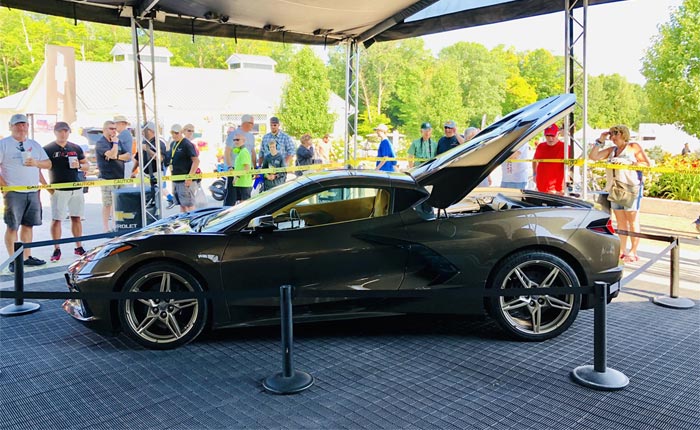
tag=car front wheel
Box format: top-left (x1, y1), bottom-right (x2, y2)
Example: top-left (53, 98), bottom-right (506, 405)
top-left (487, 251), bottom-right (581, 341)
top-left (118, 263), bottom-right (208, 349)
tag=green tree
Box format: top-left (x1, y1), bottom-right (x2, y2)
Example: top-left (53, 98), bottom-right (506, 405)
top-left (519, 48), bottom-right (565, 100)
top-left (642, 0), bottom-right (700, 136)
top-left (423, 62), bottom-right (468, 137)
top-left (278, 47), bottom-right (335, 137)
top-left (492, 46), bottom-right (537, 113)
top-left (438, 42), bottom-right (507, 125)
top-left (587, 74), bottom-right (645, 128)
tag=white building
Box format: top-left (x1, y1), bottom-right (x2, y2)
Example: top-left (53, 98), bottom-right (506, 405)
top-left (0, 44), bottom-right (348, 144)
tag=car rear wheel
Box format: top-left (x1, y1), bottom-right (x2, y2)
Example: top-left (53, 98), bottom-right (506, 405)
top-left (118, 263), bottom-right (208, 350)
top-left (487, 251), bottom-right (581, 341)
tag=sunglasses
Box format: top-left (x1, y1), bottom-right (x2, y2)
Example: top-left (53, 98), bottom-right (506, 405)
top-left (17, 142), bottom-right (25, 152)
top-left (108, 127), bottom-right (117, 130)
top-left (185, 129), bottom-right (194, 132)
top-left (609, 130), bottom-right (619, 135)
top-left (444, 126), bottom-right (454, 130)
top-left (233, 138), bottom-right (244, 142)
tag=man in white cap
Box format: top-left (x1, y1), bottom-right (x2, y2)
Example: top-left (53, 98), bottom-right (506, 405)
top-left (0, 114), bottom-right (52, 271)
top-left (436, 120), bottom-right (463, 155)
top-left (374, 123), bottom-right (396, 172)
top-left (114, 115), bottom-right (134, 179)
top-left (224, 114), bottom-right (256, 206)
top-left (42, 121), bottom-right (90, 262)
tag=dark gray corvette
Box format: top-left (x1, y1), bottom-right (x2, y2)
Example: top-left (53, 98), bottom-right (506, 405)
top-left (64, 94), bottom-right (622, 349)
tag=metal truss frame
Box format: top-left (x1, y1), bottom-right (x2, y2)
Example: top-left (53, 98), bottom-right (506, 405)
top-left (344, 40), bottom-right (360, 166)
top-left (130, 16), bottom-right (164, 225)
top-left (564, 0), bottom-right (590, 199)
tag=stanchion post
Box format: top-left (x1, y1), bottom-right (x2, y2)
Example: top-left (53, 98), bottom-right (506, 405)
top-left (571, 281), bottom-right (629, 391)
top-left (0, 242), bottom-right (41, 316)
top-left (262, 285), bottom-right (314, 394)
top-left (652, 237), bottom-right (695, 309)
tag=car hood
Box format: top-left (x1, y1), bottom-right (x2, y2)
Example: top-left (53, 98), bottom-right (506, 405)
top-left (410, 94), bottom-right (576, 209)
top-left (117, 207), bottom-right (223, 241)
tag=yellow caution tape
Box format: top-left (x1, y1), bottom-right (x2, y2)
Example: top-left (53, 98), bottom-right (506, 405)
top-left (2, 156), bottom-right (695, 192)
top-left (513, 158), bottom-right (699, 175)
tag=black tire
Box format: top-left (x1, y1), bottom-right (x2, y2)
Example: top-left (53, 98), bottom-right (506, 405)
top-left (210, 179), bottom-right (226, 201)
top-left (487, 251), bottom-right (581, 341)
top-left (118, 262), bottom-right (208, 350)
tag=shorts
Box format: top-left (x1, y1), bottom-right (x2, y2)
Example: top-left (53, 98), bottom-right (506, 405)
top-left (101, 185), bottom-right (123, 206)
top-left (501, 181), bottom-right (528, 189)
top-left (234, 186), bottom-right (252, 202)
top-left (3, 191), bottom-right (42, 230)
top-left (51, 189), bottom-right (85, 220)
top-left (609, 185), bottom-right (643, 211)
top-left (173, 181), bottom-right (195, 207)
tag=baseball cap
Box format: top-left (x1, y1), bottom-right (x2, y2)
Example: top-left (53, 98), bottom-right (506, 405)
top-left (241, 114), bottom-right (254, 124)
top-left (113, 114), bottom-right (129, 123)
top-left (420, 122), bottom-right (432, 130)
top-left (170, 123), bottom-right (183, 133)
top-left (269, 116), bottom-right (280, 124)
top-left (9, 113), bottom-right (28, 126)
top-left (374, 124), bottom-right (388, 132)
top-left (544, 124), bottom-right (559, 136)
top-left (54, 121), bottom-right (71, 132)
top-left (444, 120), bottom-right (456, 129)
top-left (142, 121), bottom-right (156, 133)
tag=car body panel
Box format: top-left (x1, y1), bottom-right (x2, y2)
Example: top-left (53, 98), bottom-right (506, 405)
top-left (64, 95), bottom-right (621, 345)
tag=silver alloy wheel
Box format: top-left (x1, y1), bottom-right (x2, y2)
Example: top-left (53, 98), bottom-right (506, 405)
top-left (123, 270), bottom-right (199, 345)
top-left (498, 259), bottom-right (575, 335)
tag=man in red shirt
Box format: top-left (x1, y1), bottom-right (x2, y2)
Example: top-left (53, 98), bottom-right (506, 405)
top-left (532, 124), bottom-right (565, 194)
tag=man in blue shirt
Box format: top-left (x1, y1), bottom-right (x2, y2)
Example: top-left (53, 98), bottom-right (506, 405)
top-left (374, 124), bottom-right (396, 172)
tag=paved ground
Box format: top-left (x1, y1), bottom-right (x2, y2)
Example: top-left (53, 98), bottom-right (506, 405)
top-left (0, 278), bottom-right (698, 429)
top-left (0, 189), bottom-right (698, 429)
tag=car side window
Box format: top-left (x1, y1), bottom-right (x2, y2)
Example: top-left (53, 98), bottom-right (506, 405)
top-left (272, 187), bottom-right (391, 230)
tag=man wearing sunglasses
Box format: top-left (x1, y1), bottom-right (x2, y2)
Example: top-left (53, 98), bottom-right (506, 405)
top-left (0, 113), bottom-right (52, 271)
top-left (96, 120), bottom-right (131, 230)
top-left (435, 120), bottom-right (464, 155)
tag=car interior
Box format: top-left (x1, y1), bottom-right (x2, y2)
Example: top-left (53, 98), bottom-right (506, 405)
top-left (272, 187), bottom-right (391, 229)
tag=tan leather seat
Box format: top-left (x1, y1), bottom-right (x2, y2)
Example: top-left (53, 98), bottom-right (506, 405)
top-left (372, 190), bottom-right (390, 217)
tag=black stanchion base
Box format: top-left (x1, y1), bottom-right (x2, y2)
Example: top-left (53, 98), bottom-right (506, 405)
top-left (652, 296), bottom-right (695, 309)
top-left (571, 365), bottom-right (629, 391)
top-left (0, 301), bottom-right (40, 316)
top-left (263, 371), bottom-right (314, 395)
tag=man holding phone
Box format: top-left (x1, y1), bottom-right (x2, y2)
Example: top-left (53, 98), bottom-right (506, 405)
top-left (42, 121), bottom-right (89, 261)
top-left (96, 120), bottom-right (131, 230)
top-left (0, 113), bottom-right (51, 271)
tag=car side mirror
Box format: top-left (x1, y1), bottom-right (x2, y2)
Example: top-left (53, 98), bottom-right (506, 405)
top-left (243, 215), bottom-right (277, 234)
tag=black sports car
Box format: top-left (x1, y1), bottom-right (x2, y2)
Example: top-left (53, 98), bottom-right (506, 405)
top-left (64, 94), bottom-right (622, 349)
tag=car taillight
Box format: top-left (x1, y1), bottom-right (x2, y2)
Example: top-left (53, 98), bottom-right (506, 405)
top-left (587, 218), bottom-right (615, 235)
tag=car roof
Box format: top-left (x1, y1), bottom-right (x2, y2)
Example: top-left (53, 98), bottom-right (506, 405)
top-left (305, 169), bottom-right (420, 189)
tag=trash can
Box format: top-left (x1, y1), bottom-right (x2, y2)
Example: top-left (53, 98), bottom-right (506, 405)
top-left (113, 187), bottom-right (157, 232)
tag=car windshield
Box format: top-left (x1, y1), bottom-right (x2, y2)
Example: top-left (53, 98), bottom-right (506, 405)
top-left (200, 180), bottom-right (303, 232)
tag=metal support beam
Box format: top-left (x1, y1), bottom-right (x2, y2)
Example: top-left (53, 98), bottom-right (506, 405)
top-left (344, 40), bottom-right (360, 167)
top-left (564, 0), bottom-right (589, 199)
top-left (130, 16), bottom-right (164, 225)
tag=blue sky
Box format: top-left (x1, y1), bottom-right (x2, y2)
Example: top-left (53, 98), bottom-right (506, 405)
top-left (420, 0), bottom-right (683, 84)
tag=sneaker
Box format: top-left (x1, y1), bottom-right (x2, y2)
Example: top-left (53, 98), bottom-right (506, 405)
top-left (50, 248), bottom-right (61, 262)
top-left (74, 246), bottom-right (86, 256)
top-left (24, 256), bottom-right (46, 266)
top-left (166, 200), bottom-right (176, 210)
